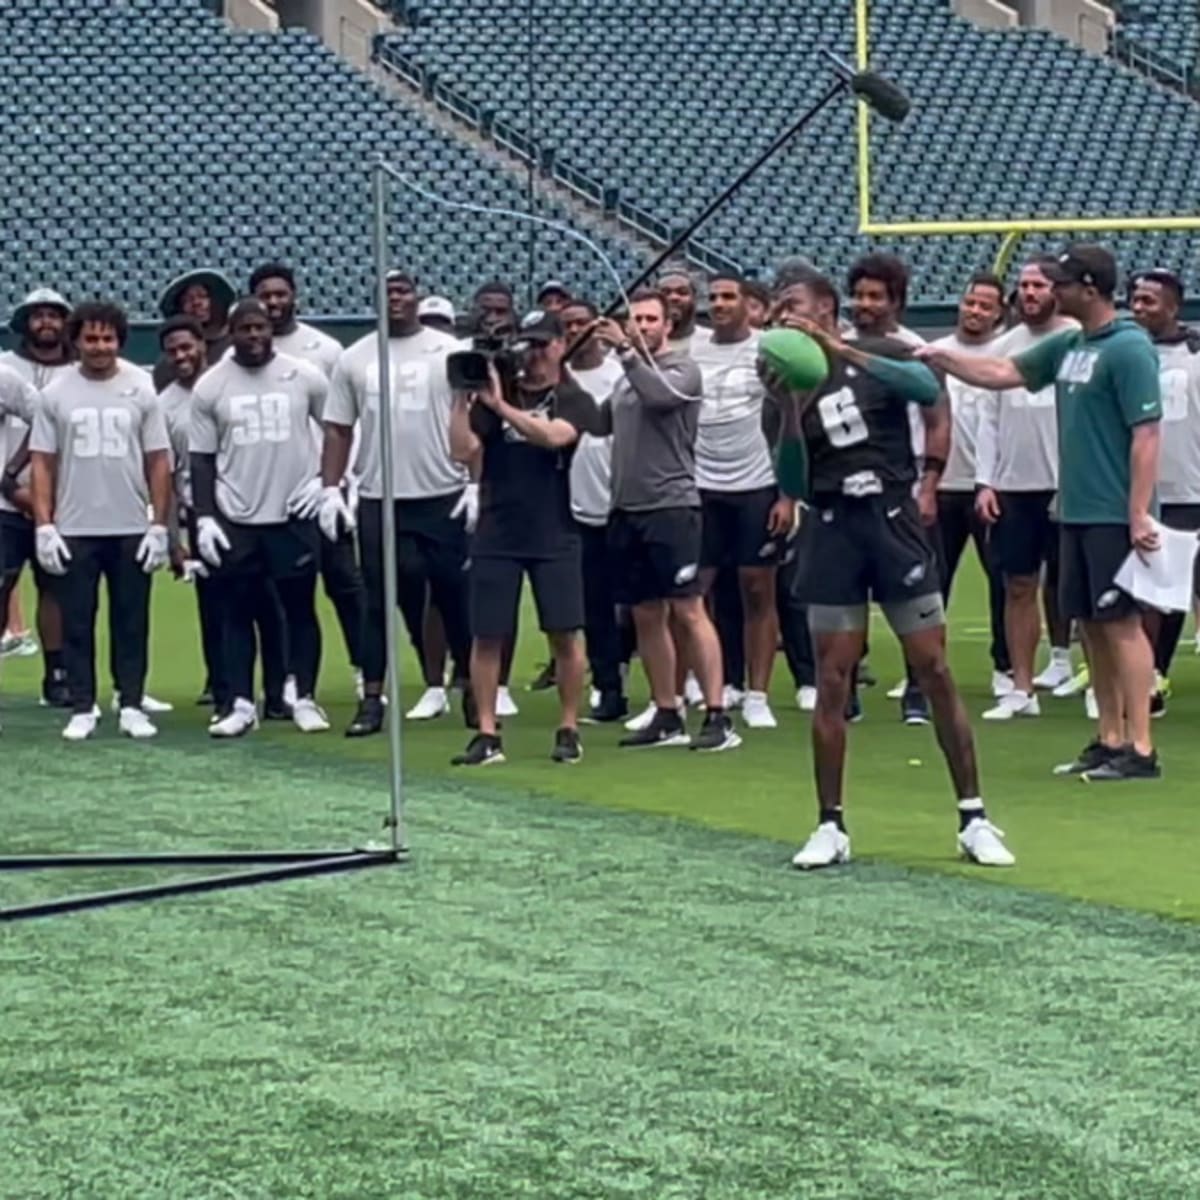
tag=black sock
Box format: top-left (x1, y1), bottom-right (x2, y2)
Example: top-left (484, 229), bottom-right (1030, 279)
top-left (706, 706), bottom-right (725, 720)
top-left (957, 800), bottom-right (986, 831)
top-left (819, 806), bottom-right (846, 832)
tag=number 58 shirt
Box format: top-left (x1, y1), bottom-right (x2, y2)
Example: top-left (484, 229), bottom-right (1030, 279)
top-left (29, 362), bottom-right (169, 536)
top-left (190, 351), bottom-right (328, 525)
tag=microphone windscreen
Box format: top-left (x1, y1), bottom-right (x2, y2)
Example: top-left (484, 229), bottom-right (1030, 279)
top-left (851, 72), bottom-right (911, 123)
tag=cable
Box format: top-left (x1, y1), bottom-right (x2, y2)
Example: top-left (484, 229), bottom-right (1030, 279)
top-left (387, 168), bottom-right (702, 401)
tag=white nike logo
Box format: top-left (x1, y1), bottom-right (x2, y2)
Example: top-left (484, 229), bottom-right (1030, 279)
top-left (1143, 401), bottom-right (1159, 411)
top-left (887, 507), bottom-right (901, 518)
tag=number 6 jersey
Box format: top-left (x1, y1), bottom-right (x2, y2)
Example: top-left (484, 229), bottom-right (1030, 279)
top-left (190, 351), bottom-right (328, 525)
top-left (29, 361), bottom-right (169, 536)
top-left (800, 335), bottom-right (936, 497)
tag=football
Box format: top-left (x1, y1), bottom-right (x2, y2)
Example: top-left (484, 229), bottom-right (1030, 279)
top-left (758, 328), bottom-right (829, 392)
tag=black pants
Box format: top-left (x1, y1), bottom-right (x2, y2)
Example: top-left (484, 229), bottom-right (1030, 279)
top-left (713, 567), bottom-right (745, 691)
top-left (777, 544), bottom-right (814, 689)
top-left (579, 520), bottom-right (633, 694)
top-left (936, 491), bottom-right (1010, 673)
top-left (1154, 503), bottom-right (1200, 676)
top-left (320, 532), bottom-right (366, 669)
top-left (54, 534), bottom-right (151, 714)
top-left (217, 519), bottom-right (321, 704)
top-left (359, 496), bottom-right (471, 689)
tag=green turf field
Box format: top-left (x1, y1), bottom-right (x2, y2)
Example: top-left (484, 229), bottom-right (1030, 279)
top-left (2, 565), bottom-right (1198, 1197)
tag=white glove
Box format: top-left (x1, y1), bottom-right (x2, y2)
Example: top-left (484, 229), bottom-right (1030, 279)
top-left (135, 524), bottom-right (170, 574)
top-left (35, 524), bottom-right (71, 575)
top-left (450, 482), bottom-right (479, 533)
top-left (289, 476), bottom-right (324, 520)
top-left (318, 485), bottom-right (355, 543)
top-left (196, 515), bottom-right (231, 568)
top-left (182, 558), bottom-right (209, 583)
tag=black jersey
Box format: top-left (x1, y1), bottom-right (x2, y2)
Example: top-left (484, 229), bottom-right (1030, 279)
top-left (802, 336), bottom-right (922, 497)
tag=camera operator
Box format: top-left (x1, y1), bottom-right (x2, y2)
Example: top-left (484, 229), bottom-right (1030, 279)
top-left (448, 310), bottom-right (598, 767)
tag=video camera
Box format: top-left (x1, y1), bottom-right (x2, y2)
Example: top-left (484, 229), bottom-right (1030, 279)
top-left (445, 329), bottom-right (532, 395)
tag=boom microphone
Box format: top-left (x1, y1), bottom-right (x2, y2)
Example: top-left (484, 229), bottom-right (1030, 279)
top-left (818, 48), bottom-right (912, 123)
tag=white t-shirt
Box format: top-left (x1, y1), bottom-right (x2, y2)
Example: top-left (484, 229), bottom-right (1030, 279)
top-left (692, 330), bottom-right (774, 492)
top-left (929, 331), bottom-right (1000, 492)
top-left (1154, 334), bottom-right (1200, 505)
top-left (0, 351), bottom-right (72, 515)
top-left (325, 328), bottom-right (466, 501)
top-left (568, 355), bottom-right (624, 526)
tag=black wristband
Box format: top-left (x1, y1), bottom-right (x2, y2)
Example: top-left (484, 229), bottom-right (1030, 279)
top-left (922, 455), bottom-right (946, 476)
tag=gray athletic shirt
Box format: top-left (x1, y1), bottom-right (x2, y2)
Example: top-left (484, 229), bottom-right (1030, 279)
top-left (692, 330), bottom-right (775, 492)
top-left (607, 349), bottom-right (703, 512)
top-left (0, 363), bottom-right (39, 516)
top-left (29, 362), bottom-right (169, 537)
top-left (273, 322), bottom-right (342, 378)
top-left (929, 332), bottom-right (999, 492)
top-left (568, 355), bottom-right (624, 526)
top-left (190, 352), bottom-right (326, 525)
top-left (324, 327), bottom-right (466, 501)
top-left (0, 351), bottom-right (72, 516)
top-left (159, 381), bottom-right (193, 508)
top-left (1153, 334), bottom-right (1200, 504)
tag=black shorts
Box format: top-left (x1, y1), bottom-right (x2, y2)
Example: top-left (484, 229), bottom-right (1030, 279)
top-left (1058, 523), bottom-right (1138, 622)
top-left (0, 510), bottom-right (33, 587)
top-left (700, 486), bottom-right (782, 569)
top-left (993, 490), bottom-right (1057, 578)
top-left (794, 492), bottom-right (938, 607)
top-left (609, 507), bottom-right (703, 606)
top-left (217, 516), bottom-right (320, 580)
top-left (469, 550), bottom-right (583, 639)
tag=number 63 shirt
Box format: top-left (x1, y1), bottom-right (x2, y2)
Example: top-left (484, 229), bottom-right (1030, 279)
top-left (190, 351), bottom-right (328, 525)
top-left (30, 361), bottom-right (170, 536)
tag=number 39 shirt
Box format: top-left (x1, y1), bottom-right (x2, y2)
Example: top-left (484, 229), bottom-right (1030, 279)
top-left (30, 362), bottom-right (170, 536)
top-left (190, 351), bottom-right (328, 525)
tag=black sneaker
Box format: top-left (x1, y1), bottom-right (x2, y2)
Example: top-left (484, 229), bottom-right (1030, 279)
top-left (901, 687), bottom-right (930, 726)
top-left (845, 690), bottom-right (864, 724)
top-left (619, 707), bottom-right (690, 748)
top-left (1053, 739), bottom-right (1118, 776)
top-left (582, 690), bottom-right (628, 724)
top-left (1081, 747), bottom-right (1161, 782)
top-left (857, 660), bottom-right (877, 688)
top-left (195, 682), bottom-right (213, 706)
top-left (690, 710), bottom-right (743, 753)
top-left (551, 726), bottom-right (583, 764)
top-left (1150, 690), bottom-right (1166, 719)
top-left (451, 732), bottom-right (505, 766)
top-left (345, 696), bottom-right (385, 738)
top-left (263, 698), bottom-right (293, 721)
top-left (40, 671), bottom-right (71, 709)
top-left (529, 661), bottom-right (556, 691)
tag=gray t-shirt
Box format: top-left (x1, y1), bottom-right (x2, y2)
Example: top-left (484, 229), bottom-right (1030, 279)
top-left (692, 330), bottom-right (774, 492)
top-left (29, 362), bottom-right (169, 536)
top-left (0, 351), bottom-right (72, 515)
top-left (568, 355), bottom-right (624, 526)
top-left (190, 352), bottom-right (327, 525)
top-left (0, 363), bottom-right (39, 517)
top-left (608, 349), bottom-right (703, 512)
top-left (273, 322), bottom-right (342, 379)
top-left (929, 332), bottom-right (999, 493)
top-left (159, 381), bottom-right (194, 509)
top-left (324, 327), bottom-right (466, 501)
top-left (1153, 333), bottom-right (1200, 505)
top-left (976, 321), bottom-right (1076, 492)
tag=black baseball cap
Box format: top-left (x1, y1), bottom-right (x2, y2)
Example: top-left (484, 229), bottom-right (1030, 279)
top-left (1129, 267), bottom-right (1184, 301)
top-left (536, 279), bottom-right (571, 302)
top-left (517, 309), bottom-right (565, 343)
top-left (1046, 244), bottom-right (1118, 297)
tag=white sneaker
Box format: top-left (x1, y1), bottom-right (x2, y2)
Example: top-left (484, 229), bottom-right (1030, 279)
top-left (118, 706), bottom-right (158, 740)
top-left (1033, 655), bottom-right (1073, 691)
top-left (292, 697), bottom-right (330, 733)
top-left (62, 711), bottom-right (99, 741)
top-left (406, 686), bottom-right (449, 720)
top-left (283, 675), bottom-right (299, 709)
top-left (496, 686), bottom-right (519, 717)
top-left (982, 690), bottom-right (1040, 721)
top-left (1053, 667), bottom-right (1089, 698)
top-left (796, 685), bottom-right (817, 712)
top-left (722, 685), bottom-right (745, 710)
top-left (742, 690), bottom-right (777, 728)
top-left (589, 687), bottom-right (602, 710)
top-left (110, 692), bottom-right (173, 715)
top-left (958, 816), bottom-right (1015, 867)
top-left (624, 701), bottom-right (657, 732)
top-left (355, 669), bottom-right (365, 701)
top-left (791, 821), bottom-right (851, 870)
top-left (885, 678), bottom-right (907, 700)
top-left (210, 698), bottom-right (259, 738)
top-left (991, 671), bottom-right (1014, 698)
top-left (0, 631), bottom-right (37, 658)
top-left (1084, 687), bottom-right (1098, 721)
top-left (684, 672), bottom-right (704, 707)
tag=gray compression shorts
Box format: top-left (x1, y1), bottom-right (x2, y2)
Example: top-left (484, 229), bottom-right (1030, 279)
top-left (807, 592), bottom-right (946, 637)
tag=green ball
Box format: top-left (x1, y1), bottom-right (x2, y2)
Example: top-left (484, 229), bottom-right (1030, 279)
top-left (759, 328), bottom-right (829, 392)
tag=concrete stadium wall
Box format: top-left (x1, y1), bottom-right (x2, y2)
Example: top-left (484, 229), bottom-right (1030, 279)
top-left (273, 0), bottom-right (391, 68)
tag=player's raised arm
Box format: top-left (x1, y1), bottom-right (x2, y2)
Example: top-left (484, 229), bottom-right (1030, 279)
top-left (913, 342), bottom-right (1024, 390)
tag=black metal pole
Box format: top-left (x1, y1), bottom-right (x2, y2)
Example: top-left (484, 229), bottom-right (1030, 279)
top-left (0, 849), bottom-right (377, 870)
top-left (0, 850), bottom-right (401, 923)
top-left (600, 77), bottom-right (849, 316)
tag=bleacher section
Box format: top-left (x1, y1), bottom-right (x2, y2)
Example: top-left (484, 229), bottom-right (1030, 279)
top-left (0, 0), bottom-right (645, 320)
top-left (379, 0), bottom-right (1200, 303)
top-left (1115, 1), bottom-right (1200, 86)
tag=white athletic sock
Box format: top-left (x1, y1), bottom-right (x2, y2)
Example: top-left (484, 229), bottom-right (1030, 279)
top-left (1051, 646), bottom-right (1071, 664)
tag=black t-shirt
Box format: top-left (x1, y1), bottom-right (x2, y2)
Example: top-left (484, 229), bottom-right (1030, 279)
top-left (802, 335), bottom-right (921, 496)
top-left (471, 378), bottom-right (596, 559)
